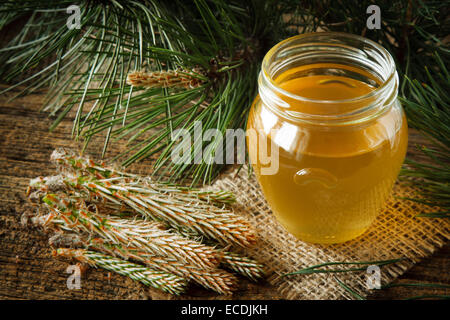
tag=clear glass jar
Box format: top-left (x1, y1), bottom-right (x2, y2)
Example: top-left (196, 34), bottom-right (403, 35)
top-left (247, 32), bottom-right (408, 244)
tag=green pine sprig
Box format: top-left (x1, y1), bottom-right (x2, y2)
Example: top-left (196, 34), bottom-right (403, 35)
top-left (0, 0), bottom-right (277, 184)
top-left (283, 258), bottom-right (405, 276)
top-left (400, 54), bottom-right (450, 218)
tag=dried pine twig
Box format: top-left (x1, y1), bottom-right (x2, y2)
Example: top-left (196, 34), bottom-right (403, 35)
top-left (31, 194), bottom-right (239, 294)
top-left (127, 69), bottom-right (205, 89)
top-left (144, 258), bottom-right (237, 295)
top-left (220, 251), bottom-right (265, 281)
top-left (52, 232), bottom-right (238, 295)
top-left (45, 232), bottom-right (237, 295)
top-left (27, 150), bottom-right (264, 294)
top-left (95, 243), bottom-right (238, 295)
top-left (37, 193), bottom-right (220, 270)
top-left (54, 248), bottom-right (187, 295)
top-left (50, 149), bottom-right (236, 205)
top-left (48, 150), bottom-right (255, 247)
top-left (48, 232), bottom-right (263, 283)
top-left (29, 175), bottom-right (263, 280)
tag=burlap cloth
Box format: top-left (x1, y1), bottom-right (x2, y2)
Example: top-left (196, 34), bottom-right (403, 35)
top-left (213, 166), bottom-right (450, 300)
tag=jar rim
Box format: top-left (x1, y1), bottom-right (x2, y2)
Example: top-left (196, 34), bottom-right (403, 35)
top-left (261, 32), bottom-right (397, 106)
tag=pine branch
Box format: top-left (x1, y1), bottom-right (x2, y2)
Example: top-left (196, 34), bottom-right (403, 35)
top-left (27, 150), bottom-right (263, 292)
top-left (400, 54), bottom-right (450, 217)
top-left (142, 255), bottom-right (237, 294)
top-left (0, 0), bottom-right (269, 184)
top-left (46, 231), bottom-right (238, 294)
top-left (103, 244), bottom-right (238, 295)
top-left (43, 150), bottom-right (255, 247)
top-left (220, 251), bottom-right (265, 281)
top-left (33, 173), bottom-right (255, 247)
top-left (54, 248), bottom-right (187, 295)
top-left (47, 223), bottom-right (264, 281)
top-left (35, 192), bottom-right (221, 270)
top-left (32, 209), bottom-right (238, 294)
top-left (196, 237), bottom-right (265, 281)
top-left (49, 148), bottom-right (236, 204)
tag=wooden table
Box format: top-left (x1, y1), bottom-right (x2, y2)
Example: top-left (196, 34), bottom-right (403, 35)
top-left (0, 89), bottom-right (448, 300)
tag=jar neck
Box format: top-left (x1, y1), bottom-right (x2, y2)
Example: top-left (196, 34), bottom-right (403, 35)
top-left (258, 32), bottom-right (398, 126)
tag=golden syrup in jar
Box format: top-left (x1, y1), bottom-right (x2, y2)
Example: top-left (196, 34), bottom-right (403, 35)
top-left (247, 62), bottom-right (408, 244)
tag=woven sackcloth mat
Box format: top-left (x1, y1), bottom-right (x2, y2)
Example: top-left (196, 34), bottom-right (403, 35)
top-left (212, 166), bottom-right (450, 300)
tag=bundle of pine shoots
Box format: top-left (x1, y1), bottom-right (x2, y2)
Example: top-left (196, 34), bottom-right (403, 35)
top-left (26, 149), bottom-right (264, 295)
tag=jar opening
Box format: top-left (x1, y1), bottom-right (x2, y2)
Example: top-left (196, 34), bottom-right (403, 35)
top-left (259, 32), bottom-right (398, 124)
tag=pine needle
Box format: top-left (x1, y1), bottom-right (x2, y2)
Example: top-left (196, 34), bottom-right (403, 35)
top-left (283, 258), bottom-right (405, 276)
top-left (400, 54), bottom-right (450, 218)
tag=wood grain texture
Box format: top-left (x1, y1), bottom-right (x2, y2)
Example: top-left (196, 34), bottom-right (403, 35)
top-left (0, 88), bottom-right (448, 300)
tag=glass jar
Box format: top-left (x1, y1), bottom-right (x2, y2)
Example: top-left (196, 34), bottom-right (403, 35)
top-left (247, 32), bottom-right (408, 244)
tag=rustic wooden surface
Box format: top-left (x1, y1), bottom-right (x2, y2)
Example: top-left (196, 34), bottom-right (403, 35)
top-left (0, 88), bottom-right (448, 300)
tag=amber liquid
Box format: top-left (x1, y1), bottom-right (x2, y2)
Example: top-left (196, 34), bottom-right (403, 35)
top-left (248, 66), bottom-right (408, 243)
